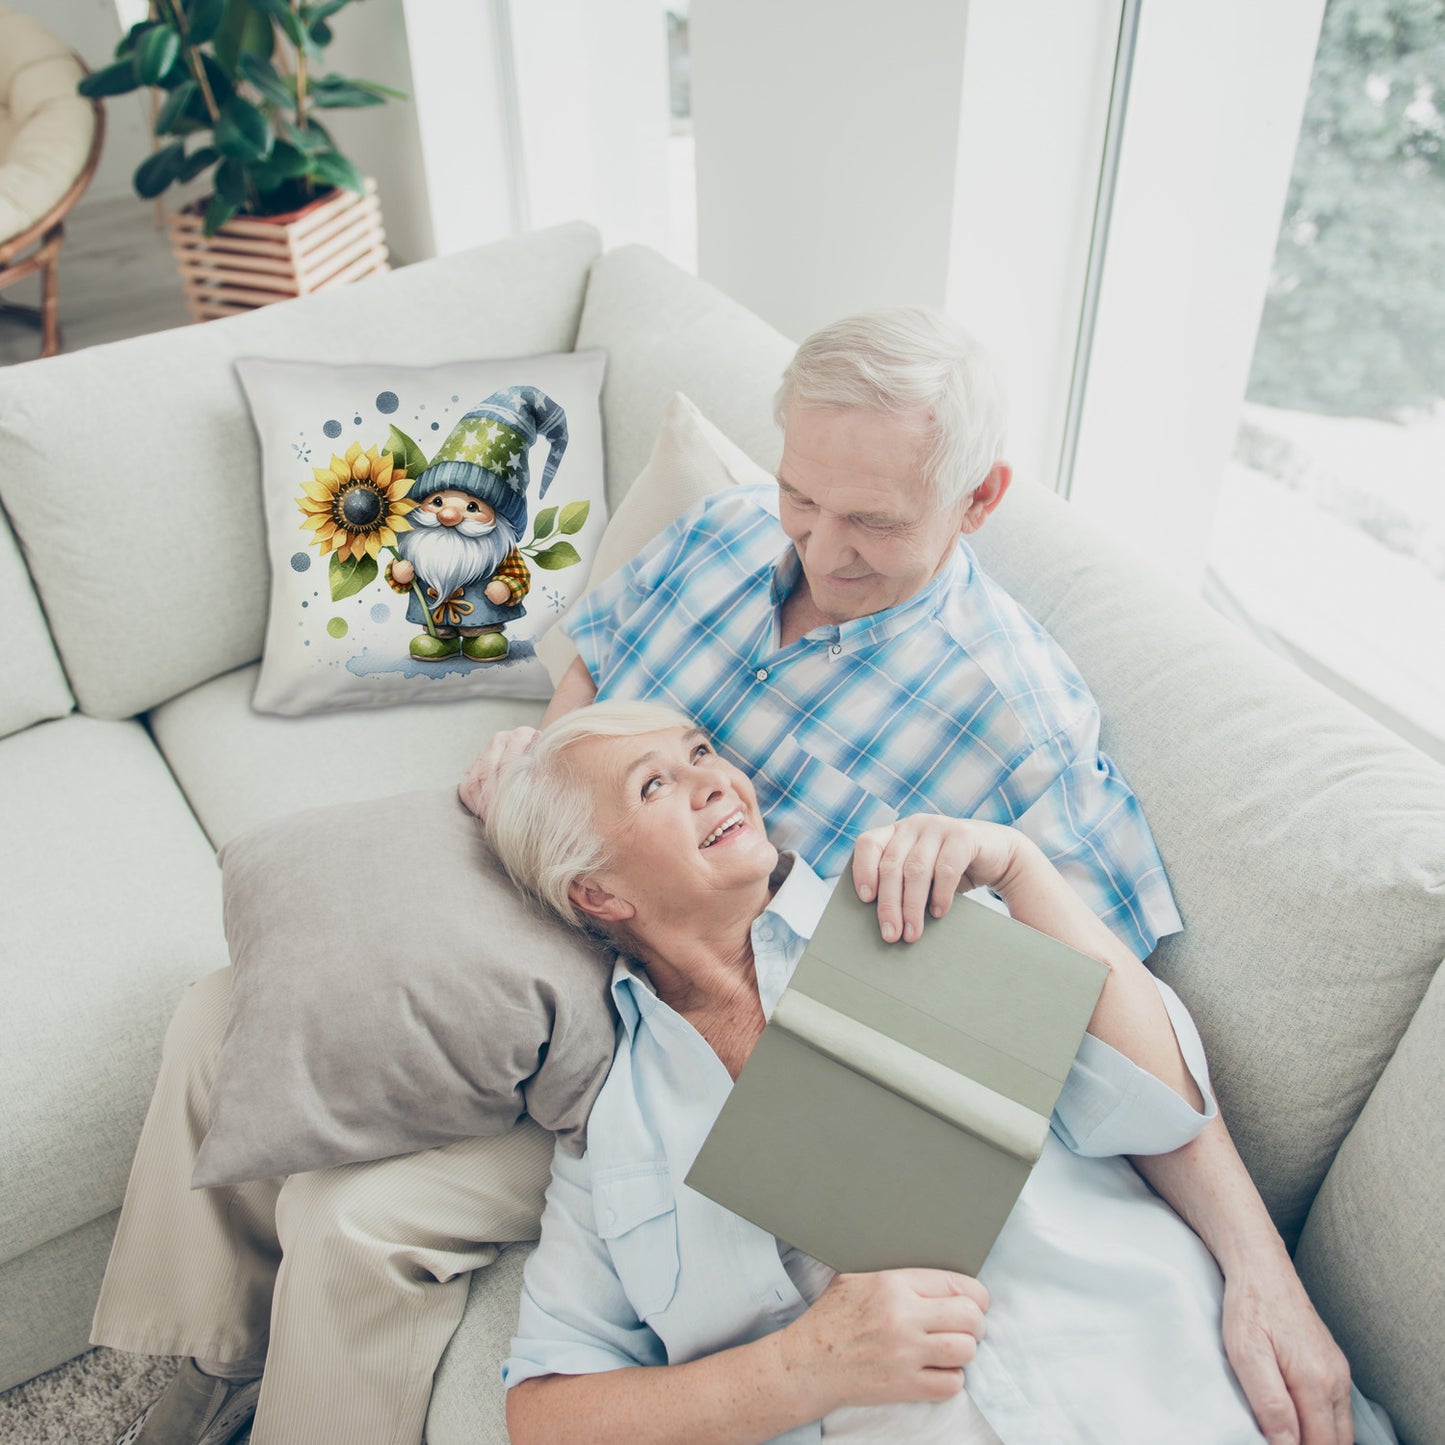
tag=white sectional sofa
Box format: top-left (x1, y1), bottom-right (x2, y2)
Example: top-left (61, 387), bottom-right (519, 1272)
top-left (1, 222), bottom-right (1441, 1444)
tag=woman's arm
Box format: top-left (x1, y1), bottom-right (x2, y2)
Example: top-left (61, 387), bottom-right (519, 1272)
top-left (509, 1269), bottom-right (987, 1445)
top-left (851, 815), bottom-right (1202, 1108)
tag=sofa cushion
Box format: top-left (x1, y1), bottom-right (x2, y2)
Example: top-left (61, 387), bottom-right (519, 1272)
top-left (967, 479), bottom-right (1445, 1244)
top-left (237, 352), bottom-right (608, 716)
top-left (0, 715), bottom-right (227, 1267)
top-left (1295, 959), bottom-right (1445, 1445)
top-left (0, 504), bottom-right (71, 738)
top-left (148, 663), bottom-right (541, 850)
top-left (575, 245), bottom-right (795, 509)
top-left (0, 222), bottom-right (602, 722)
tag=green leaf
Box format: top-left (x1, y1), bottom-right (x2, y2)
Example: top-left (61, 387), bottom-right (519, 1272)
top-left (239, 52), bottom-right (295, 107)
top-left (528, 540), bottom-right (582, 571)
top-left (281, 115), bottom-right (332, 153)
top-left (309, 148), bottom-right (363, 194)
top-left (558, 499), bottom-right (591, 535)
top-left (263, 139), bottom-right (311, 178)
top-left (530, 506), bottom-right (558, 541)
top-left (309, 75), bottom-right (385, 109)
top-left (308, 18), bottom-right (333, 47)
top-left (203, 192), bottom-right (238, 235)
top-left (154, 79), bottom-right (198, 135)
top-left (213, 0), bottom-right (274, 76)
top-left (215, 95), bottom-right (273, 160)
top-left (199, 52), bottom-right (235, 106)
top-left (330, 551), bottom-right (378, 601)
top-left (79, 59), bottom-right (143, 98)
top-left (178, 145), bottom-right (219, 182)
top-left (386, 425), bottom-right (430, 480)
top-left (215, 155), bottom-right (249, 204)
top-left (351, 78), bottom-right (409, 101)
top-left (186, 0), bottom-right (227, 47)
top-left (134, 25), bottom-right (181, 85)
top-left (302, 0), bottom-right (352, 22)
top-left (133, 142), bottom-right (185, 198)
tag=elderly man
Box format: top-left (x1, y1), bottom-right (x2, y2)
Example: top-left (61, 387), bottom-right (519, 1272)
top-left (95, 310), bottom-right (1351, 1445)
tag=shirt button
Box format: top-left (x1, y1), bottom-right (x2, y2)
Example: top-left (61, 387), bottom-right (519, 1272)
top-left (755, 668), bottom-right (769, 681)
top-left (830, 644), bottom-right (842, 656)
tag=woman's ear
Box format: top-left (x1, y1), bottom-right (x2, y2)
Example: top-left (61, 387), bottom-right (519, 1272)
top-left (567, 879), bottom-right (635, 924)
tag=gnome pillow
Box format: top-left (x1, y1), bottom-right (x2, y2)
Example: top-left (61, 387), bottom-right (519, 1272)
top-left (239, 353), bottom-right (607, 715)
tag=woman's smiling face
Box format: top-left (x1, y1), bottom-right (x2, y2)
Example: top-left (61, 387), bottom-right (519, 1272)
top-left (566, 726), bottom-right (778, 926)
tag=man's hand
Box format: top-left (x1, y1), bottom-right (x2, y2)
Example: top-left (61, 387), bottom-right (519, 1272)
top-left (459, 726), bottom-right (540, 822)
top-left (1221, 1262), bottom-right (1353, 1445)
top-left (484, 579), bottom-right (512, 605)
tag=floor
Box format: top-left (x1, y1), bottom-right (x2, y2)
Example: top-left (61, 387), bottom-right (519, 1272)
top-left (0, 194), bottom-right (191, 367)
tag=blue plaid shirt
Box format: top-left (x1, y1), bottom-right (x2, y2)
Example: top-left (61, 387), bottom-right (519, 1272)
top-left (565, 485), bottom-right (1180, 959)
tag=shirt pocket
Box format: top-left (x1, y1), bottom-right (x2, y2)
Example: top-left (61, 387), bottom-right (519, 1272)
top-left (593, 1162), bottom-right (681, 1321)
top-left (757, 731), bottom-right (898, 867)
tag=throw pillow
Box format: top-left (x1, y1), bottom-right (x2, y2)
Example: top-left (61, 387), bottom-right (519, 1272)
top-left (536, 391), bottom-right (773, 683)
top-left (192, 788), bottom-right (618, 1188)
top-left (238, 352), bottom-right (607, 716)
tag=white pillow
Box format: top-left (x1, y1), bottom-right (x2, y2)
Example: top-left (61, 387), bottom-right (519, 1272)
top-left (238, 353), bottom-right (607, 715)
top-left (536, 391), bottom-right (774, 683)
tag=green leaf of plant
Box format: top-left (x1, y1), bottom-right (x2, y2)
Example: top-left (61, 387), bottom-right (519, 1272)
top-left (558, 499), bottom-right (591, 534)
top-left (302, 0), bottom-right (352, 22)
top-left (528, 541), bottom-right (582, 571)
top-left (203, 192), bottom-right (238, 235)
top-left (213, 0), bottom-right (274, 76)
top-left (199, 52), bottom-right (236, 106)
top-left (351, 78), bottom-right (409, 100)
top-left (531, 506), bottom-right (558, 541)
top-left (386, 425), bottom-right (430, 480)
top-left (186, 0), bottom-right (227, 47)
top-left (154, 79), bottom-right (198, 135)
top-left (215, 155), bottom-right (249, 204)
top-left (309, 75), bottom-right (385, 109)
top-left (281, 116), bottom-right (332, 154)
top-left (309, 148), bottom-right (363, 194)
top-left (330, 551), bottom-right (378, 601)
top-left (215, 95), bottom-right (273, 160)
top-left (238, 52), bottom-right (295, 108)
top-left (115, 20), bottom-right (156, 58)
top-left (79, 59), bottom-right (143, 98)
top-left (308, 18), bottom-right (333, 47)
top-left (133, 141), bottom-right (185, 198)
top-left (134, 25), bottom-right (181, 85)
top-left (178, 144), bottom-right (220, 182)
top-left (266, 139), bottom-right (311, 178)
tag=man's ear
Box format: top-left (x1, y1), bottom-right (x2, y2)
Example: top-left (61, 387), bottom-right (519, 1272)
top-left (567, 879), bottom-right (635, 924)
top-left (958, 462), bottom-right (1012, 536)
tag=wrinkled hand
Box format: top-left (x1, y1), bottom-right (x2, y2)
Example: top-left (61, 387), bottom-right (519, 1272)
top-left (1222, 1265), bottom-right (1352, 1445)
top-left (779, 1269), bottom-right (988, 1411)
top-left (459, 725), bottom-right (540, 822)
top-left (484, 579), bottom-right (512, 605)
top-left (852, 814), bottom-right (1024, 943)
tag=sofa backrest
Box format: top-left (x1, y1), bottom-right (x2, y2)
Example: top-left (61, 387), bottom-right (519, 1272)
top-left (0, 503), bottom-right (72, 738)
top-left (0, 221), bottom-right (602, 721)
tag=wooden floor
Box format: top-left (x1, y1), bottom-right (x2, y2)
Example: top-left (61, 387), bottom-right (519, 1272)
top-left (0, 195), bottom-right (192, 367)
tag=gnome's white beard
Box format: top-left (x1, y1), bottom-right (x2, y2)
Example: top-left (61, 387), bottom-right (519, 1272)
top-left (397, 510), bottom-right (520, 607)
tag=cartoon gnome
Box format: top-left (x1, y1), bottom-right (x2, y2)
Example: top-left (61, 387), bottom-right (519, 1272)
top-left (386, 388), bottom-right (568, 662)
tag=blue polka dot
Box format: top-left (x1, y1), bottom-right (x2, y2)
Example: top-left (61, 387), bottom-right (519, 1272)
top-left (370, 602), bottom-right (391, 623)
top-left (301, 600), bottom-right (308, 608)
top-left (419, 402), bottom-right (426, 410)
top-left (431, 421), bottom-right (440, 431)
top-left (304, 640), bottom-right (311, 646)
top-left (376, 391), bottom-right (400, 414)
top-left (353, 414), bottom-right (362, 425)
top-left (290, 552), bottom-right (311, 572)
top-left (451, 395), bottom-right (460, 403)
top-left (323, 419), bottom-right (342, 439)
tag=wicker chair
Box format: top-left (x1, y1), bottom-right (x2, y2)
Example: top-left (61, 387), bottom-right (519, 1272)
top-left (0, 7), bottom-right (104, 360)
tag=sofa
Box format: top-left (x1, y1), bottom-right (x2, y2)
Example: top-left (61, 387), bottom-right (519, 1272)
top-left (1, 221), bottom-right (1441, 1444)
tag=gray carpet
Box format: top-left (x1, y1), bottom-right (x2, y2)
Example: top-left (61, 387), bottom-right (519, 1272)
top-left (0, 1350), bottom-right (192, 1445)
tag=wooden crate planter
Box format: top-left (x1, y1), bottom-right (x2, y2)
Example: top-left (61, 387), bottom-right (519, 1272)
top-left (165, 179), bottom-right (389, 322)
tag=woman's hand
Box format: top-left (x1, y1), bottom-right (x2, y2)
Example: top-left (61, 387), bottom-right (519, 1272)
top-left (779, 1269), bottom-right (989, 1411)
top-left (852, 815), bottom-right (1028, 942)
top-left (459, 726), bottom-right (540, 821)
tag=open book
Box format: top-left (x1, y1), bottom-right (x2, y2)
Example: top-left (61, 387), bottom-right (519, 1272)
top-left (685, 883), bottom-right (1109, 1275)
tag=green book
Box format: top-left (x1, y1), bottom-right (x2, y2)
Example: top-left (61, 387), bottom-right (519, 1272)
top-left (684, 885), bottom-right (1110, 1276)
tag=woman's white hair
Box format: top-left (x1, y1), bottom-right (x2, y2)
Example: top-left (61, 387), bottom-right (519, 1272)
top-left (487, 700), bottom-right (696, 931)
top-left (774, 307), bottom-right (1008, 510)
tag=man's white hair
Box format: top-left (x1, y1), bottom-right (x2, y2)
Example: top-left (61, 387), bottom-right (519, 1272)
top-left (774, 307), bottom-right (1008, 510)
top-left (488, 700), bottom-right (696, 931)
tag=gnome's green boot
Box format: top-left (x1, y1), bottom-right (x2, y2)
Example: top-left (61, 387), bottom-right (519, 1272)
top-left (410, 633), bottom-right (460, 661)
top-left (463, 632), bottom-right (509, 662)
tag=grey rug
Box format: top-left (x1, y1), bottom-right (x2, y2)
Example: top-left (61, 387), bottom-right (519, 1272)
top-left (0, 1350), bottom-right (192, 1445)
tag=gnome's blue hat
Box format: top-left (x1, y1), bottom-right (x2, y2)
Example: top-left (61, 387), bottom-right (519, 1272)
top-left (408, 387), bottom-right (569, 536)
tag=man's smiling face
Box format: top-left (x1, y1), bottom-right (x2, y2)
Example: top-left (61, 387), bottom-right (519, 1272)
top-left (776, 405), bottom-right (973, 624)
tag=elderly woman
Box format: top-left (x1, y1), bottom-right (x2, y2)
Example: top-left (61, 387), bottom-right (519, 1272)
top-left (486, 701), bottom-right (1346, 1445)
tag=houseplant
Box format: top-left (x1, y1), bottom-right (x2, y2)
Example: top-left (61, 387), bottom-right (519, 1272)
top-left (79, 0), bottom-right (403, 316)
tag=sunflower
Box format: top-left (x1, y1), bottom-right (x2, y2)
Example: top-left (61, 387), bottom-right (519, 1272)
top-left (297, 441), bottom-right (415, 561)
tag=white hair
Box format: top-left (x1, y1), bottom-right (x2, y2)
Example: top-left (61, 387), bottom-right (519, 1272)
top-left (774, 307), bottom-right (1008, 509)
top-left (487, 700), bottom-right (696, 931)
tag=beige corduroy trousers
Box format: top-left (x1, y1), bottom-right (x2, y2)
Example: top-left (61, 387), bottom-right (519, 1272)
top-left (90, 968), bottom-right (554, 1445)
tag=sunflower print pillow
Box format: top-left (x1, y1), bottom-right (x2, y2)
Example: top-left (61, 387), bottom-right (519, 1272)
top-left (238, 352), bottom-right (607, 715)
